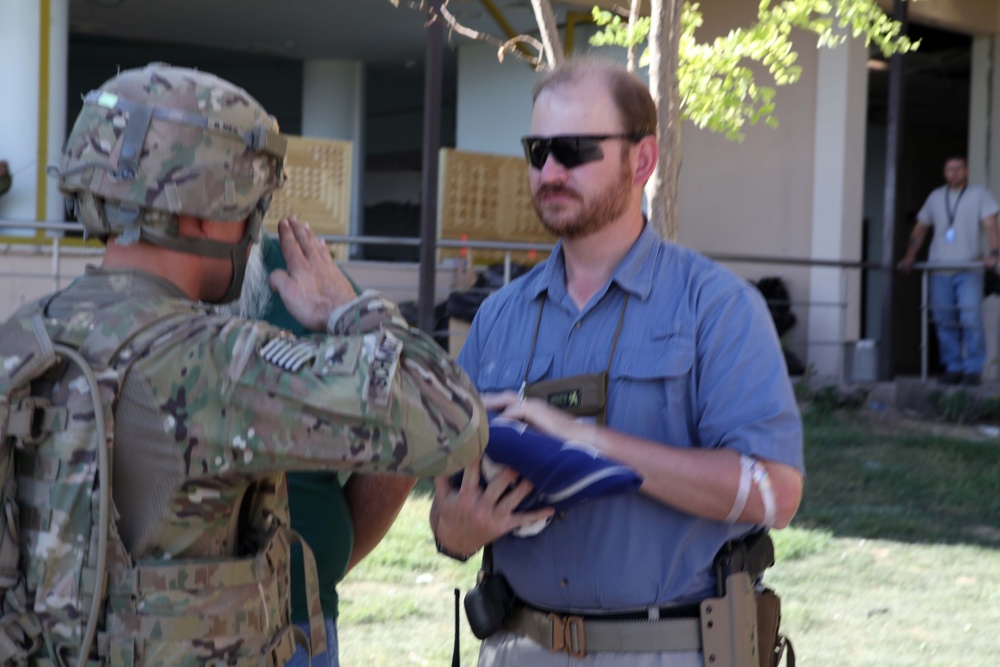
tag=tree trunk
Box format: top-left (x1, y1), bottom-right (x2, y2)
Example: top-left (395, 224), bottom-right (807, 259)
top-left (645, 0), bottom-right (683, 241)
top-left (627, 0), bottom-right (642, 72)
top-left (529, 0), bottom-right (564, 69)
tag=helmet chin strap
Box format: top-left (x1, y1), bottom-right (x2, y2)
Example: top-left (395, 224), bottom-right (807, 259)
top-left (98, 196), bottom-right (268, 305)
top-left (214, 223), bottom-right (256, 305)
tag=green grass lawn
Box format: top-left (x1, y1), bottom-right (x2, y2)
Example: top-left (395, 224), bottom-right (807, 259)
top-left (336, 410), bottom-right (1000, 666)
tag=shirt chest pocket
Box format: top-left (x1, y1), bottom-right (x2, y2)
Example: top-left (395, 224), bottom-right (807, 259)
top-left (610, 333), bottom-right (694, 422)
top-left (477, 353), bottom-right (553, 393)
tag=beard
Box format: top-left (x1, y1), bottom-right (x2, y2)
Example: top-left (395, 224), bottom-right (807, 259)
top-left (209, 241), bottom-right (272, 321)
top-left (532, 153), bottom-right (634, 240)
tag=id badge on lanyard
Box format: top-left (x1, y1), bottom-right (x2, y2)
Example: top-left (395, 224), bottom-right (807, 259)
top-left (523, 371), bottom-right (608, 426)
top-left (944, 187), bottom-right (965, 244)
top-left (519, 295), bottom-right (629, 427)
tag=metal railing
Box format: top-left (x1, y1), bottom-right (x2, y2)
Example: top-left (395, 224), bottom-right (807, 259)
top-left (709, 254), bottom-right (877, 370)
top-left (0, 219), bottom-right (881, 379)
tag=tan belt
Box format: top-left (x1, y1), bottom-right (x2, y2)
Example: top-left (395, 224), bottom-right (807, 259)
top-left (505, 603), bottom-right (702, 657)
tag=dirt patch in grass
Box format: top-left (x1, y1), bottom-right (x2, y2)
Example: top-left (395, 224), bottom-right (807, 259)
top-left (867, 411), bottom-right (1000, 442)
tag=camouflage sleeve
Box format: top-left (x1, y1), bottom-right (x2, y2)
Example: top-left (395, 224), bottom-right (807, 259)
top-left (136, 313), bottom-right (487, 479)
top-left (327, 290), bottom-right (408, 335)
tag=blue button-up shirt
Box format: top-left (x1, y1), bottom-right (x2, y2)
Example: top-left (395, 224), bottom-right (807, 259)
top-left (458, 223), bottom-right (804, 612)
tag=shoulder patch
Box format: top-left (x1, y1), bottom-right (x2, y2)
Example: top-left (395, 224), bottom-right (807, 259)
top-left (364, 329), bottom-right (402, 410)
top-left (260, 336), bottom-right (319, 373)
top-left (312, 338), bottom-right (361, 376)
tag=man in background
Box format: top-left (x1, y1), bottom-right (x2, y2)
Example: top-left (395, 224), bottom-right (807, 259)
top-left (899, 156), bottom-right (1000, 386)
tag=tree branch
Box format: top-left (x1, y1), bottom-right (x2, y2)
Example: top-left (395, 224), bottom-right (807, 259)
top-left (529, 0), bottom-right (564, 68)
top-left (392, 0), bottom-right (545, 68)
top-left (627, 0), bottom-right (641, 72)
top-left (646, 0), bottom-right (683, 241)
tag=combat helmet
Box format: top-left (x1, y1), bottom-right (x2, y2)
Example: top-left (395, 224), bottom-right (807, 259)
top-left (58, 62), bottom-right (287, 303)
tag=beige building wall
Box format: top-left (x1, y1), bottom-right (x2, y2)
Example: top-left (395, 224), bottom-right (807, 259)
top-left (0, 242), bottom-right (458, 323)
top-left (0, 245), bottom-right (97, 318)
top-left (674, 1), bottom-right (822, 370)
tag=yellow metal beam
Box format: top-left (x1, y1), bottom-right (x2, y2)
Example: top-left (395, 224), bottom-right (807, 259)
top-left (565, 11), bottom-right (594, 56)
top-left (35, 0), bottom-right (50, 238)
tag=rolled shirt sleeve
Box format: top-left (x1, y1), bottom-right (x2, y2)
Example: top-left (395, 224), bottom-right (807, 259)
top-left (693, 281), bottom-right (804, 469)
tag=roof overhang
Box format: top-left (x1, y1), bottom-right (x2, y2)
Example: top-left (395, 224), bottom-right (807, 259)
top-left (876, 0), bottom-right (1000, 36)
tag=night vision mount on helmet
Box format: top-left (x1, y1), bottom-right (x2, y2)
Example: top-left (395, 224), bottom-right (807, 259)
top-left (56, 63), bottom-right (288, 303)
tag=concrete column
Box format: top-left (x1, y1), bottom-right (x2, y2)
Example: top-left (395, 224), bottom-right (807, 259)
top-left (969, 36), bottom-right (1000, 379)
top-left (807, 36), bottom-right (870, 380)
top-left (456, 42), bottom-right (539, 156)
top-left (456, 30), bottom-right (625, 156)
top-left (302, 59), bottom-right (365, 237)
top-left (0, 0), bottom-right (69, 229)
top-left (969, 36), bottom-right (1000, 204)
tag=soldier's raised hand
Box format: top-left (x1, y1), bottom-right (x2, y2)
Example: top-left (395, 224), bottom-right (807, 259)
top-left (269, 216), bottom-right (357, 331)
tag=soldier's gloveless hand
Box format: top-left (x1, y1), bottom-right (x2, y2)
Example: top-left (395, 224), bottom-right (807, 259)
top-left (269, 216), bottom-right (358, 331)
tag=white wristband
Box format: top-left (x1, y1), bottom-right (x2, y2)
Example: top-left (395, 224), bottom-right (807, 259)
top-left (725, 454), bottom-right (753, 523)
top-left (750, 458), bottom-right (777, 528)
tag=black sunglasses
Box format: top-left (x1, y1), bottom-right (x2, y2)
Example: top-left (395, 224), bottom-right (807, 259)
top-left (520, 134), bottom-right (644, 169)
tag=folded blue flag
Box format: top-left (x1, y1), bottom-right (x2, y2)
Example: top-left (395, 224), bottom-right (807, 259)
top-left (454, 416), bottom-right (643, 536)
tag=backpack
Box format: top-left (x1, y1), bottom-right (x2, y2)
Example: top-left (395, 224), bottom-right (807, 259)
top-left (1, 304), bottom-right (327, 666)
top-left (0, 308), bottom-right (110, 664)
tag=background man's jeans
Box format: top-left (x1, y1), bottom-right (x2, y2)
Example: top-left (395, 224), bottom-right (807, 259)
top-left (929, 271), bottom-right (985, 374)
top-left (287, 618), bottom-right (340, 667)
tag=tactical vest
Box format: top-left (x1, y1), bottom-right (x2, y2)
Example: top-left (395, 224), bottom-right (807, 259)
top-left (0, 303), bottom-right (325, 667)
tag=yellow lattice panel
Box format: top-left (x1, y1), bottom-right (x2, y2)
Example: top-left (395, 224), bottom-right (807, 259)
top-left (438, 148), bottom-right (553, 265)
top-left (263, 136), bottom-right (352, 259)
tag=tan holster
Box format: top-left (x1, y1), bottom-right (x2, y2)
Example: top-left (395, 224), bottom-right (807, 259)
top-left (756, 587), bottom-right (794, 667)
top-left (700, 573), bottom-right (794, 667)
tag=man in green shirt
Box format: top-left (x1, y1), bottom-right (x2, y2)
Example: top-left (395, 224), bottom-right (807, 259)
top-left (258, 235), bottom-right (416, 667)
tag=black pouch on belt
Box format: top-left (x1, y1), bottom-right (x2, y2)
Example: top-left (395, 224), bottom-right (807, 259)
top-left (464, 571), bottom-right (516, 639)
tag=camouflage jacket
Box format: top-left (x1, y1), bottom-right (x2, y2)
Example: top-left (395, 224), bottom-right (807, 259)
top-left (3, 266), bottom-right (487, 666)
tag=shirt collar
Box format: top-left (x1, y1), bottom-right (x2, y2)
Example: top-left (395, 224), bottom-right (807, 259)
top-left (84, 265), bottom-right (191, 299)
top-left (525, 221), bottom-right (661, 302)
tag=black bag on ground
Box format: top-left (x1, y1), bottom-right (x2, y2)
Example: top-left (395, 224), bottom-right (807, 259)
top-left (984, 270), bottom-right (1000, 297)
top-left (754, 277), bottom-right (796, 337)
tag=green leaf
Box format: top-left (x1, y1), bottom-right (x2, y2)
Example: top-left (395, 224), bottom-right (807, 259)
top-left (588, 0), bottom-right (915, 142)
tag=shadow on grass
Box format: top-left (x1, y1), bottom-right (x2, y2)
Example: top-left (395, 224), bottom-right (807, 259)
top-left (795, 409), bottom-right (1000, 548)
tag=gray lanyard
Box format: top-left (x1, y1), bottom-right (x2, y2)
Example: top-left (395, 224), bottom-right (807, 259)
top-left (519, 292), bottom-right (630, 397)
top-left (945, 186), bottom-right (966, 228)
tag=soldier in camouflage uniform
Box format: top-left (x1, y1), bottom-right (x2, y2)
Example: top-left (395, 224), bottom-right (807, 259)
top-left (0, 63), bottom-right (487, 666)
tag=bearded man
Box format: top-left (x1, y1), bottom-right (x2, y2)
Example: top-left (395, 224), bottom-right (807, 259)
top-left (430, 58), bottom-right (804, 667)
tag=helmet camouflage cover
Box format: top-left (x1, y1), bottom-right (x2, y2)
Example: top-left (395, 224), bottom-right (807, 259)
top-left (59, 62), bottom-right (286, 240)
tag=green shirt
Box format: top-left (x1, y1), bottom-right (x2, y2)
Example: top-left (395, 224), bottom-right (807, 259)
top-left (262, 237), bottom-right (354, 622)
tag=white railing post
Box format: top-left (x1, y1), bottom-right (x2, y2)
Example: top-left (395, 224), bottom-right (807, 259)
top-left (839, 268), bottom-right (848, 382)
top-left (51, 234), bottom-right (61, 290)
top-left (921, 267), bottom-right (929, 382)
